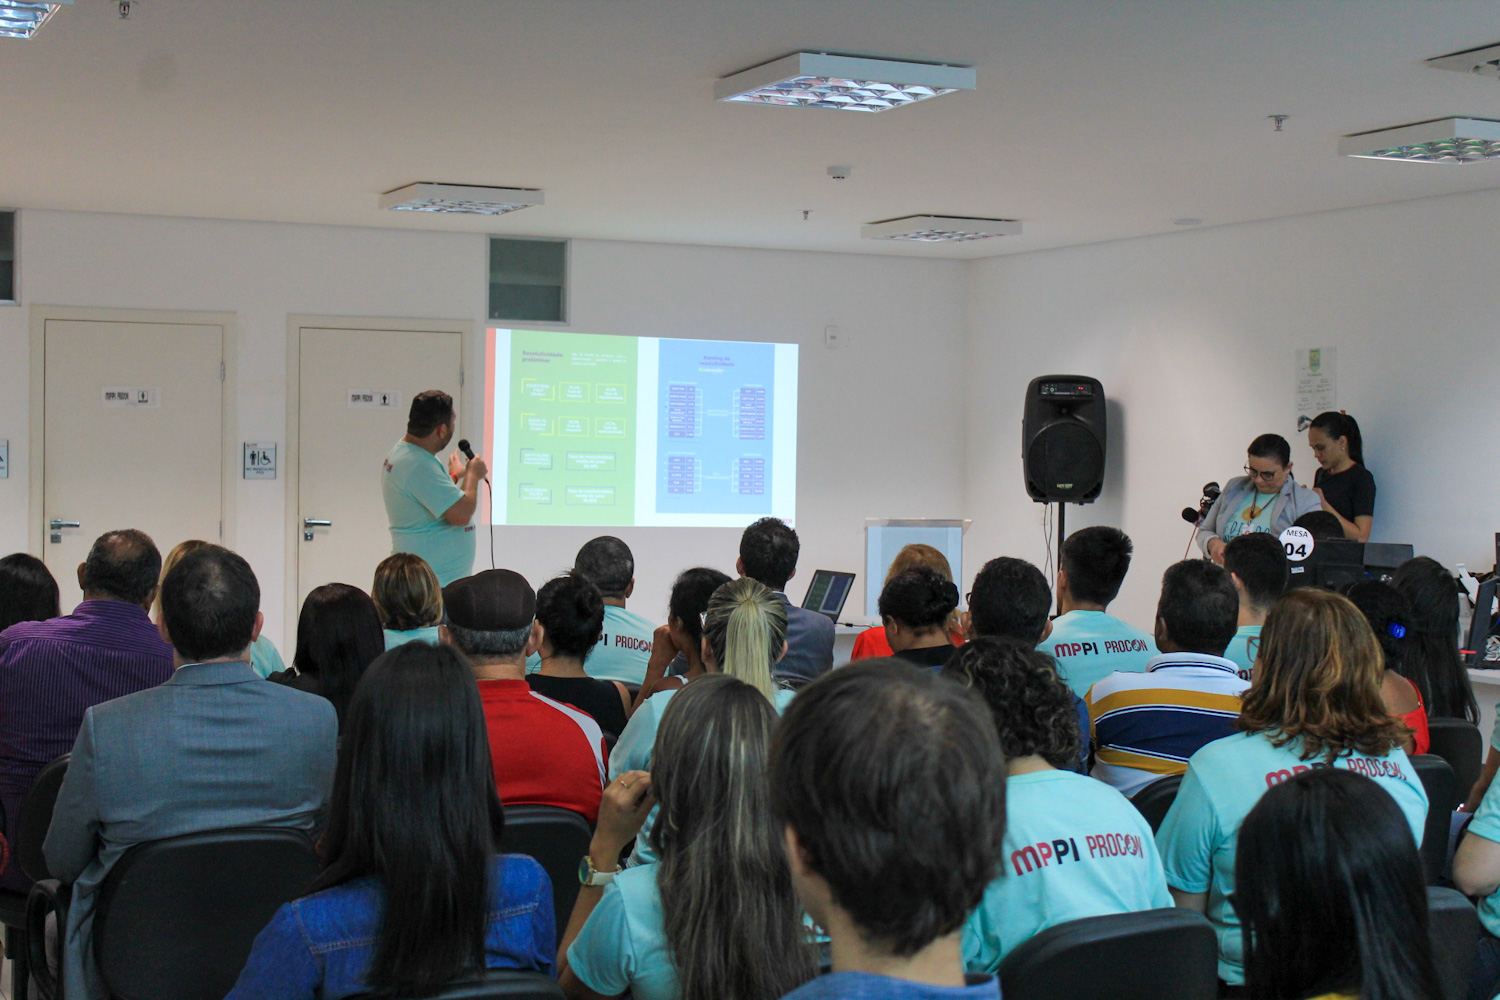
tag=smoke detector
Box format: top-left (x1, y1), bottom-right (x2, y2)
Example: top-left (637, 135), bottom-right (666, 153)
top-left (861, 215), bottom-right (1022, 243)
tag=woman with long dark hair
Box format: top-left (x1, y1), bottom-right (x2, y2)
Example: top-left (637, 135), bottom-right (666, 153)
top-left (558, 674), bottom-right (814, 1000)
top-left (1308, 411), bottom-right (1375, 542)
top-left (1236, 768), bottom-right (1441, 1000)
top-left (1342, 579), bottom-right (1427, 755)
top-left (1156, 588), bottom-right (1428, 990)
top-left (634, 566), bottom-right (732, 706)
top-left (227, 642), bottom-right (554, 999)
top-left (1390, 557), bottom-right (1479, 723)
top-left (268, 583), bottom-right (385, 725)
top-left (0, 553), bottom-right (59, 633)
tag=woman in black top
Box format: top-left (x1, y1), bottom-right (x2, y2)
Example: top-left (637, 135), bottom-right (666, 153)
top-left (1308, 411), bottom-right (1376, 542)
top-left (878, 567), bottom-right (961, 669)
top-left (269, 583), bottom-right (385, 727)
top-left (526, 573), bottom-right (631, 738)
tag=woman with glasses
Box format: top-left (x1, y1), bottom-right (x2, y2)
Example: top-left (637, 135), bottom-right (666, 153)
top-left (1195, 434), bottom-right (1323, 565)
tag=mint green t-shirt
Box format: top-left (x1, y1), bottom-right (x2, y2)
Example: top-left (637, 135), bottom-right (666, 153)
top-left (526, 605), bottom-right (657, 683)
top-left (567, 864), bottom-right (678, 1000)
top-left (1220, 625), bottom-right (1261, 681)
top-left (1043, 610), bottom-right (1159, 698)
top-left (249, 635), bottom-right (284, 680)
top-left (381, 441), bottom-right (474, 586)
top-left (1156, 731), bottom-right (1428, 985)
top-left (1220, 491), bottom-right (1278, 543)
top-left (1463, 768), bottom-right (1500, 938)
top-left (962, 769), bottom-right (1171, 972)
top-left (384, 626), bottom-right (441, 650)
top-left (612, 684), bottom-right (797, 866)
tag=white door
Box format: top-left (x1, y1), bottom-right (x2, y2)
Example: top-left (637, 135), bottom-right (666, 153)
top-left (43, 319), bottom-right (224, 611)
top-left (296, 326), bottom-right (464, 609)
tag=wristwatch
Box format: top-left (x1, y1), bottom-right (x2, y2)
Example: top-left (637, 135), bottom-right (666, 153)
top-left (579, 854), bottom-right (620, 887)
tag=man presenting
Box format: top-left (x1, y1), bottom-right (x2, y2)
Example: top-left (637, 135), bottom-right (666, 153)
top-left (382, 390), bottom-right (486, 586)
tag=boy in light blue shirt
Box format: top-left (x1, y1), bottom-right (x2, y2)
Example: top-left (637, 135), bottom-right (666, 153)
top-left (1219, 532), bottom-right (1289, 681)
top-left (1042, 526), bottom-right (1157, 697)
top-left (564, 536), bottom-right (656, 685)
top-left (947, 636), bottom-right (1171, 972)
top-left (772, 663), bottom-right (1007, 1000)
top-left (380, 391), bottom-right (483, 587)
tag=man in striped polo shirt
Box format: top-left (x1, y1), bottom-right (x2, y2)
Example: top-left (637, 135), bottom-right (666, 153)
top-left (1086, 560), bottom-right (1249, 797)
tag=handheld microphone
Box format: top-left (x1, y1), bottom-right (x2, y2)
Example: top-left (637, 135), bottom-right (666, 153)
top-left (1181, 482), bottom-right (1222, 524)
top-left (457, 439), bottom-right (476, 461)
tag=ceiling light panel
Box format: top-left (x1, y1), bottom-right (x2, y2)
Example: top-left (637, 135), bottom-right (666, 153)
top-left (861, 215), bottom-right (1021, 242)
top-left (0, 0), bottom-right (71, 40)
top-left (716, 52), bottom-right (975, 112)
top-left (1427, 42), bottom-right (1500, 80)
top-left (1339, 118), bottom-right (1500, 164)
top-left (379, 183), bottom-right (543, 216)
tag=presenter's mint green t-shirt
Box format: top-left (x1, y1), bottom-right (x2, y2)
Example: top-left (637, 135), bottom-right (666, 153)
top-left (1156, 731), bottom-right (1427, 985)
top-left (381, 441), bottom-right (475, 586)
top-left (1221, 625), bottom-right (1260, 681)
top-left (962, 769), bottom-right (1171, 972)
top-left (526, 605), bottom-right (657, 682)
top-left (1043, 610), bottom-right (1158, 698)
top-left (567, 864), bottom-right (677, 1000)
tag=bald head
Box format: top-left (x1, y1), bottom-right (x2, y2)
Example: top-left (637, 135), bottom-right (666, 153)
top-left (79, 529), bottom-right (161, 608)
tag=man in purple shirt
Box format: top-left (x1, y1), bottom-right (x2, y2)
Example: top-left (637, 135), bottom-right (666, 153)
top-left (0, 529), bottom-right (173, 892)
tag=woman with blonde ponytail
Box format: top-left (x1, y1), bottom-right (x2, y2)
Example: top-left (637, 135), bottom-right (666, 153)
top-left (608, 577), bottom-right (793, 865)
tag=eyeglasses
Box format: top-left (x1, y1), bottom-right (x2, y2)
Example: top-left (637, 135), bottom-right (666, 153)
top-left (1243, 466), bottom-right (1282, 483)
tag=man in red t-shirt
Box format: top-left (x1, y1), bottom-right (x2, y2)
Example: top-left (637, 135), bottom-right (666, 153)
top-left (442, 569), bottom-right (606, 823)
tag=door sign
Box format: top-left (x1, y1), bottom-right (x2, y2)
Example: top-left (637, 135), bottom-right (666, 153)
top-left (243, 442), bottom-right (277, 480)
top-left (348, 389), bottom-right (401, 409)
top-left (102, 387), bottom-right (161, 407)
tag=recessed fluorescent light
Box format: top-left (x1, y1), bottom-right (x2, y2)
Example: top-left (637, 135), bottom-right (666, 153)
top-left (716, 52), bottom-right (975, 112)
top-left (379, 183), bottom-right (544, 216)
top-left (0, 0), bottom-right (71, 40)
top-left (861, 215), bottom-right (1021, 242)
top-left (1339, 118), bottom-right (1500, 164)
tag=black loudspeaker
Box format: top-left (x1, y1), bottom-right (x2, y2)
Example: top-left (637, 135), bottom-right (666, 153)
top-left (1023, 375), bottom-right (1106, 503)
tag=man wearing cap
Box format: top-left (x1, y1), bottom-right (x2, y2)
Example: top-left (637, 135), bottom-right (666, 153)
top-left (441, 569), bottom-right (606, 823)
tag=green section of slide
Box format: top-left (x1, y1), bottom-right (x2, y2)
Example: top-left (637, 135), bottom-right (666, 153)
top-left (507, 330), bottom-right (637, 525)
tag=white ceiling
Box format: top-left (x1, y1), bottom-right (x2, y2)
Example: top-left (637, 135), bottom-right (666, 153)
top-left (9, 0), bottom-right (1500, 258)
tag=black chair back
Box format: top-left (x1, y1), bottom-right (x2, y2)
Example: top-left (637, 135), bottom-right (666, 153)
top-left (999, 907), bottom-right (1218, 1000)
top-left (1411, 754), bottom-right (1458, 884)
top-left (500, 804), bottom-right (593, 941)
top-left (1429, 886), bottom-right (1481, 1000)
top-left (92, 826), bottom-right (321, 1000)
top-left (349, 970), bottom-right (564, 999)
top-left (18, 753), bottom-right (69, 882)
top-left (1427, 718), bottom-right (1483, 798)
top-left (1128, 774), bottom-right (1183, 834)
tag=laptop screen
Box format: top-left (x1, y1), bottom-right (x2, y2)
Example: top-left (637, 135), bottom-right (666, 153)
top-left (801, 570), bottom-right (856, 620)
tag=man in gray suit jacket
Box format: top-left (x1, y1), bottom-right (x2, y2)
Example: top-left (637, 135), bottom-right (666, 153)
top-left (44, 545), bottom-right (338, 1000)
top-left (739, 517), bottom-right (835, 684)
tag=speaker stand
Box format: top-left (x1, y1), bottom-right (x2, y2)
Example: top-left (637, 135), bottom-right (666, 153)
top-left (1054, 501), bottom-right (1066, 615)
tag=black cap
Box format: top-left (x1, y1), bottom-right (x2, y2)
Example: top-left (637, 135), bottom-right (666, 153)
top-left (443, 570), bottom-right (535, 631)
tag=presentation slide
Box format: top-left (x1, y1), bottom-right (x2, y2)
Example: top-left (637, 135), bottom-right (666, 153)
top-left (486, 328), bottom-right (797, 527)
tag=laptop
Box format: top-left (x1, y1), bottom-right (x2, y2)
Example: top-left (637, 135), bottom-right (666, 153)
top-left (801, 570), bottom-right (856, 621)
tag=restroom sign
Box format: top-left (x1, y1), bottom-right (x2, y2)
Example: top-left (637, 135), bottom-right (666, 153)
top-left (243, 442), bottom-right (277, 480)
top-left (102, 387), bottom-right (160, 407)
top-left (348, 389), bottom-right (401, 409)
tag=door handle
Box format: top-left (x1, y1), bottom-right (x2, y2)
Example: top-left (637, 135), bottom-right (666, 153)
top-left (50, 520), bottom-right (81, 530)
top-left (303, 517), bottom-right (331, 542)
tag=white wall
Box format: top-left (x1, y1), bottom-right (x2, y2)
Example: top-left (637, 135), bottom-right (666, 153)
top-left (0, 210), bottom-right (969, 647)
top-left (964, 186), bottom-right (1500, 630)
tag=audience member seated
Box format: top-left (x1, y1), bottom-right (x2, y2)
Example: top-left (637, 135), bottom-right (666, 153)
top-left (442, 569), bottom-right (607, 823)
top-left (739, 517), bottom-right (833, 684)
top-left (1452, 747), bottom-right (1500, 998)
top-left (527, 573), bottom-right (631, 738)
top-left (851, 544), bottom-right (963, 660)
top-left (964, 556), bottom-right (1089, 766)
top-left (1156, 588), bottom-right (1428, 990)
top-left (0, 530), bottom-right (173, 896)
top-left (944, 638), bottom-right (1170, 971)
top-left (372, 552), bottom-right (444, 649)
top-left (635, 566), bottom-right (731, 707)
top-left (45, 544), bottom-right (338, 1000)
top-left (228, 642), bottom-right (555, 999)
top-left (1044, 526), bottom-right (1157, 697)
top-left (565, 536), bottom-right (657, 685)
top-left (0, 552), bottom-right (59, 632)
top-left (1393, 556), bottom-right (1480, 724)
top-left (1087, 560), bottom-right (1249, 796)
top-left (559, 675), bottom-right (814, 1000)
top-left (1219, 532), bottom-right (1288, 680)
top-left (613, 577), bottom-right (791, 865)
top-left (1239, 768), bottom-right (1441, 1000)
top-left (268, 582), bottom-right (385, 726)
top-left (155, 539), bottom-right (285, 678)
top-left (1291, 509), bottom-right (1344, 541)
top-left (771, 662), bottom-right (1007, 999)
top-left (878, 568), bottom-right (962, 670)
top-left (1344, 580), bottom-right (1427, 755)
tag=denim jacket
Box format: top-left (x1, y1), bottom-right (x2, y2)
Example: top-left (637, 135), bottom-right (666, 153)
top-left (225, 854), bottom-right (556, 1000)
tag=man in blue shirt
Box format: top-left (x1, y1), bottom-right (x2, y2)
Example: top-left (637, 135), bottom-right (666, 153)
top-left (1220, 532), bottom-right (1289, 680)
top-left (738, 517), bottom-right (833, 684)
top-left (771, 662), bottom-right (1006, 1000)
top-left (1043, 526), bottom-right (1157, 697)
top-left (381, 390), bottom-right (486, 586)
